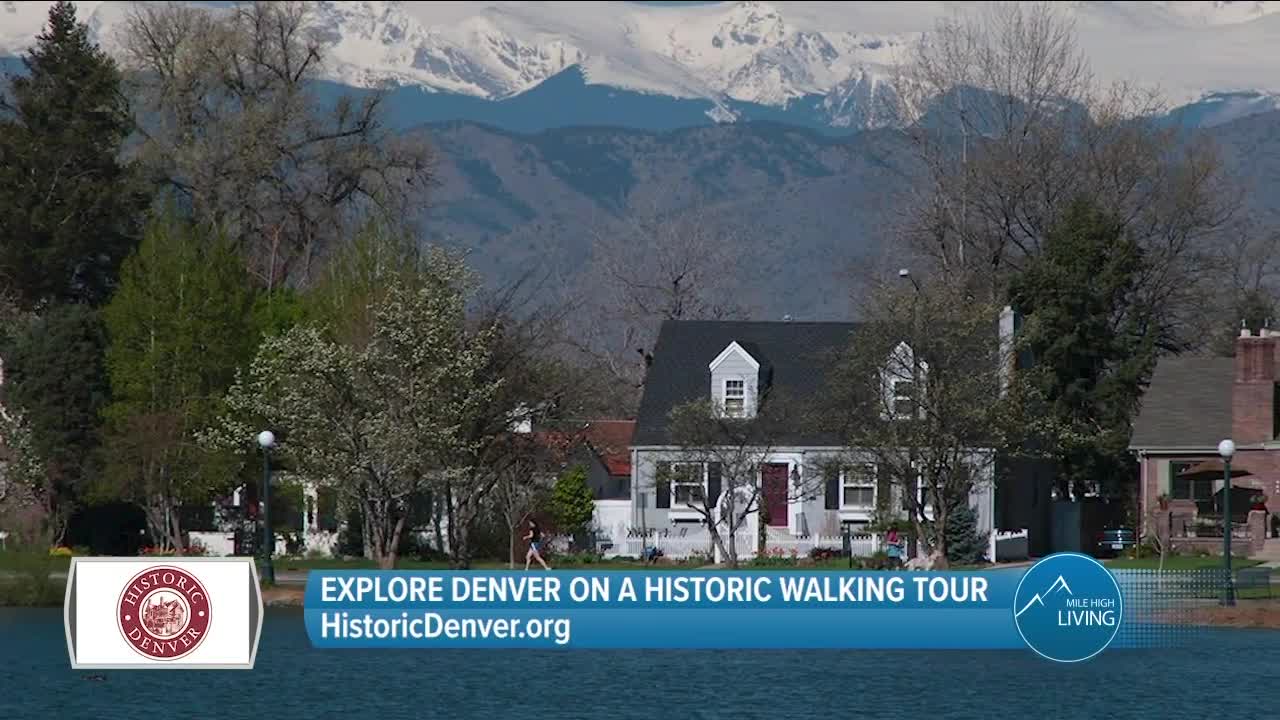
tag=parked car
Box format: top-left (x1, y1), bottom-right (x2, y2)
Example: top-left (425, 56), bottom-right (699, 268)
top-left (1094, 528), bottom-right (1136, 558)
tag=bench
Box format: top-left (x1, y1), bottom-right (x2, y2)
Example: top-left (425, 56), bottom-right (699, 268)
top-left (1236, 567), bottom-right (1272, 599)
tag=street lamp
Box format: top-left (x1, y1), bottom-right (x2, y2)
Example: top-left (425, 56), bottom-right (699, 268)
top-left (899, 268), bottom-right (923, 561)
top-left (1218, 438), bottom-right (1235, 606)
top-left (257, 430), bottom-right (276, 586)
top-left (898, 268), bottom-right (922, 294)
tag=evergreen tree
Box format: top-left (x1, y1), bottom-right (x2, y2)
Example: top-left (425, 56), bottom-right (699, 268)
top-left (0, 1), bottom-right (145, 307)
top-left (1008, 198), bottom-right (1156, 500)
top-left (943, 503), bottom-right (989, 566)
top-left (99, 211), bottom-right (258, 550)
top-left (550, 465), bottom-right (596, 547)
top-left (2, 304), bottom-right (109, 533)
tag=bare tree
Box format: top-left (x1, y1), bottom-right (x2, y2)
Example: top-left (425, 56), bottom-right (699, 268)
top-left (657, 391), bottom-right (811, 568)
top-left (826, 271), bottom-right (1028, 569)
top-left (434, 274), bottom-right (591, 568)
top-left (1204, 222), bottom-right (1280, 354)
top-left (568, 203), bottom-right (750, 407)
top-left (490, 430), bottom-right (579, 568)
top-left (891, 2), bottom-right (1237, 352)
top-left (117, 1), bottom-right (436, 287)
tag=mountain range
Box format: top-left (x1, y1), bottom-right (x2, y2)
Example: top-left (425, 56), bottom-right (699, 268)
top-left (420, 106), bottom-right (1280, 321)
top-left (4, 1), bottom-right (1280, 133)
top-left (4, 1), bottom-right (1280, 323)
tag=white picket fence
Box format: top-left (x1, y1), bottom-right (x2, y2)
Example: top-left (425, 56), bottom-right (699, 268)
top-left (188, 529), bottom-right (339, 558)
top-left (609, 527), bottom-right (1031, 563)
top-left (620, 530), bottom-right (882, 561)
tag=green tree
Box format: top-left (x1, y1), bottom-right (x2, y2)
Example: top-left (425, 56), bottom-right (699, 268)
top-left (2, 304), bottom-right (109, 537)
top-left (0, 1), bottom-right (145, 308)
top-left (943, 503), bottom-right (989, 566)
top-left (99, 212), bottom-right (258, 550)
top-left (550, 465), bottom-right (595, 547)
top-left (1008, 198), bottom-right (1156, 500)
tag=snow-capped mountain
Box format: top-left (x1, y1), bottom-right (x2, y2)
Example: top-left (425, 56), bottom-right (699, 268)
top-left (3, 1), bottom-right (1280, 130)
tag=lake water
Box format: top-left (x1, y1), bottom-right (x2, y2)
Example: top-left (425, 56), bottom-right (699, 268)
top-left (2, 607), bottom-right (1277, 720)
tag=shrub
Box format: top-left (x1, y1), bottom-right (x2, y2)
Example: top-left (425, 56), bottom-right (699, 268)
top-left (139, 543), bottom-right (207, 557)
top-left (749, 547), bottom-right (799, 567)
top-left (809, 546), bottom-right (842, 562)
top-left (398, 532), bottom-right (445, 562)
top-left (945, 504), bottom-right (989, 565)
top-left (284, 532), bottom-right (304, 556)
top-left (49, 546), bottom-right (73, 557)
top-left (551, 551), bottom-right (603, 566)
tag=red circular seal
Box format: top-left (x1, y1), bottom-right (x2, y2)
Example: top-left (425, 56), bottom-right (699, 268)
top-left (117, 565), bottom-right (212, 661)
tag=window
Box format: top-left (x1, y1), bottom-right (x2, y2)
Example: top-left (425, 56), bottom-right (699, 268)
top-left (671, 463), bottom-right (705, 507)
top-left (841, 464), bottom-right (877, 509)
top-left (1170, 461), bottom-right (1213, 502)
top-left (724, 379), bottom-right (745, 417)
top-left (892, 379), bottom-right (915, 419)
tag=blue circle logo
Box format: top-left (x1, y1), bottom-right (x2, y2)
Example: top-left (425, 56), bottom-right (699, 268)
top-left (1012, 552), bottom-right (1123, 663)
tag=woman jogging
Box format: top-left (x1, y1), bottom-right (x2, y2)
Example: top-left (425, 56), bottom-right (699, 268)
top-left (524, 518), bottom-right (551, 570)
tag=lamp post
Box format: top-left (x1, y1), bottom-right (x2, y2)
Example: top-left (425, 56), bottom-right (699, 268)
top-left (257, 430), bottom-right (276, 586)
top-left (1218, 438), bottom-right (1235, 606)
top-left (899, 269), bottom-right (922, 561)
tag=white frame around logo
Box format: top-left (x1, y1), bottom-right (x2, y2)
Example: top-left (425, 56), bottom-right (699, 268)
top-left (64, 556), bottom-right (265, 670)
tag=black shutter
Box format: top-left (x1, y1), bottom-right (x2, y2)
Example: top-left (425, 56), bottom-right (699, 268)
top-left (824, 465), bottom-right (839, 510)
top-left (655, 462), bottom-right (671, 509)
top-left (707, 463), bottom-right (722, 508)
top-left (877, 463), bottom-right (890, 513)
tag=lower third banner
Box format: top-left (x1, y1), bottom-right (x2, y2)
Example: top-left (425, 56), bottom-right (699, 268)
top-left (303, 553), bottom-right (1153, 662)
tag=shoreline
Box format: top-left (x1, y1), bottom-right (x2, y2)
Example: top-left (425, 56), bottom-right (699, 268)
top-left (1166, 600), bottom-right (1280, 630)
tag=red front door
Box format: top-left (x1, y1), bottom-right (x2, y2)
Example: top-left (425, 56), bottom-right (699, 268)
top-left (762, 463), bottom-right (789, 527)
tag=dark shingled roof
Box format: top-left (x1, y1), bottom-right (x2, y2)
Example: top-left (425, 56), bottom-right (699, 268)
top-left (1130, 356), bottom-right (1234, 449)
top-left (634, 320), bottom-right (859, 446)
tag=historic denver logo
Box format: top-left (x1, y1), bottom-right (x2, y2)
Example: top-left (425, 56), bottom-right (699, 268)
top-left (116, 566), bottom-right (212, 660)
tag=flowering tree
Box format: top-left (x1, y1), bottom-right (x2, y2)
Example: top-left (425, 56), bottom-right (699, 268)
top-left (211, 250), bottom-right (501, 569)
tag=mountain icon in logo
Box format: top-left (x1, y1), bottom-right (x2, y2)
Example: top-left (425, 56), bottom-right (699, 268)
top-left (1014, 575), bottom-right (1073, 618)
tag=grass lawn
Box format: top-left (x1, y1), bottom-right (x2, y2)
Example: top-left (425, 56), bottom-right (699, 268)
top-left (264, 557), bottom-right (1006, 572)
top-left (265, 557), bottom-right (707, 572)
top-left (1104, 555), bottom-right (1264, 571)
top-left (0, 552), bottom-right (71, 572)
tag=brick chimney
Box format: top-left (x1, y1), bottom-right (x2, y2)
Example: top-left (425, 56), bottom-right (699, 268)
top-left (1233, 328), bottom-right (1278, 444)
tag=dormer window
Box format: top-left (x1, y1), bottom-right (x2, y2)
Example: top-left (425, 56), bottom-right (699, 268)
top-left (710, 341), bottom-right (760, 419)
top-left (882, 341), bottom-right (927, 421)
top-left (892, 379), bottom-right (915, 419)
top-left (724, 379), bottom-right (745, 417)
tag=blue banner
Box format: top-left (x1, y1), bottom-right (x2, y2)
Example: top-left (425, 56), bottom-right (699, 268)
top-left (299, 554), bottom-right (1165, 659)
top-left (303, 568), bottom-right (1039, 650)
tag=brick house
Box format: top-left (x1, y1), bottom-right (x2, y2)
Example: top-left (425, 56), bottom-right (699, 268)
top-left (1130, 328), bottom-right (1277, 553)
